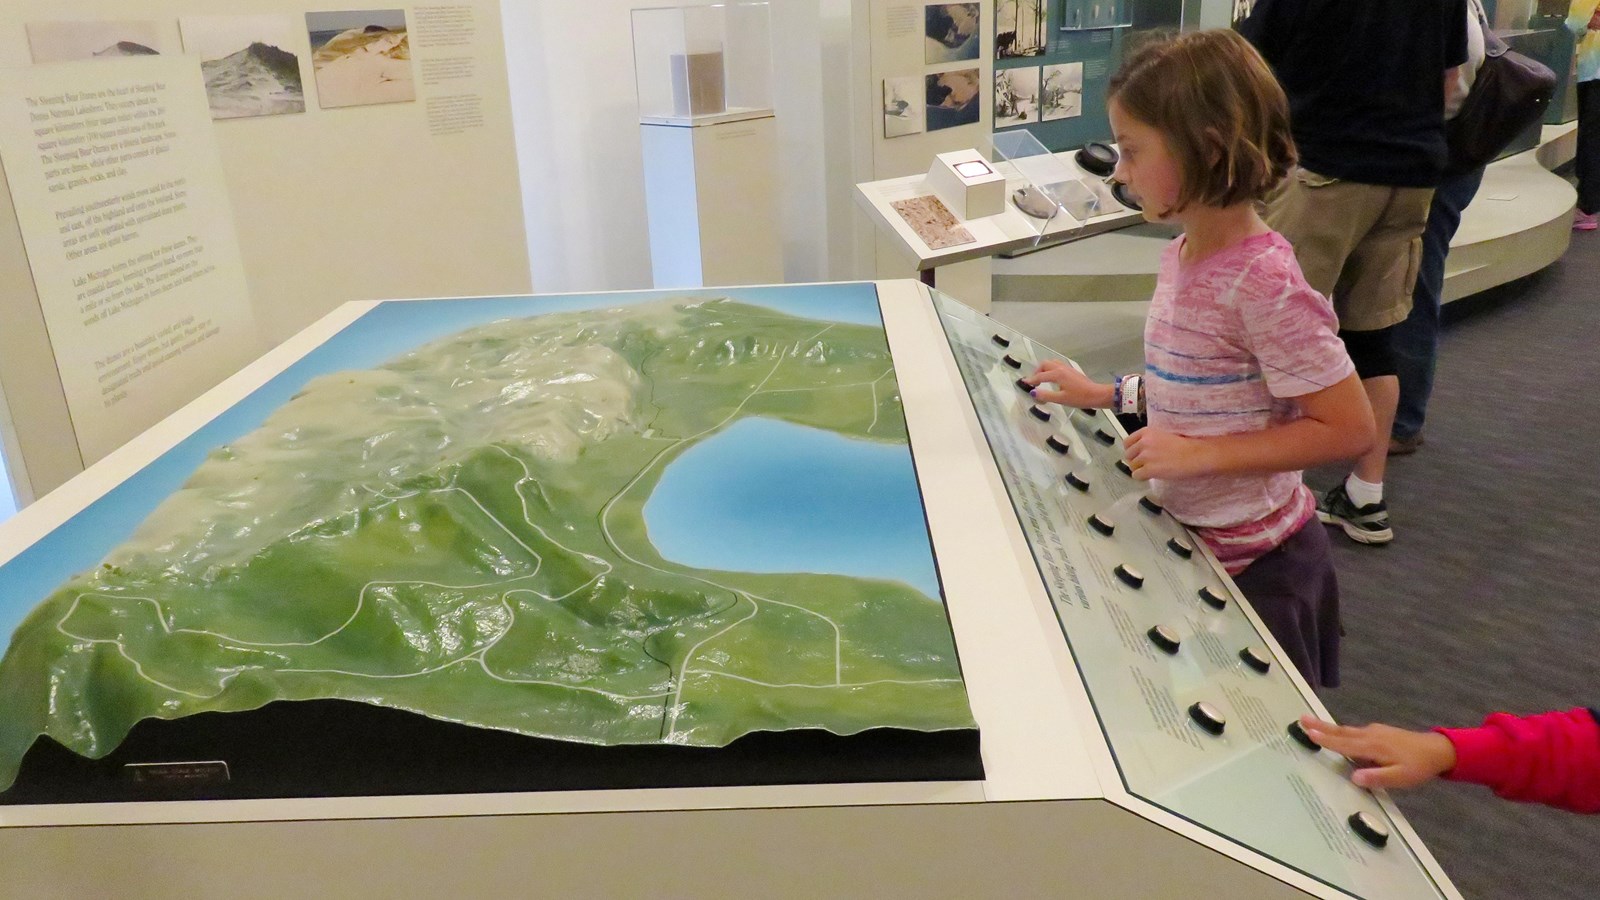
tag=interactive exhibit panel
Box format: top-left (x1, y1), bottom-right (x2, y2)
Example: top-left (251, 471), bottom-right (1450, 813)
top-left (0, 282), bottom-right (1456, 898)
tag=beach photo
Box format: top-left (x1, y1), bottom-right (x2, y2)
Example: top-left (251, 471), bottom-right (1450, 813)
top-left (305, 9), bottom-right (414, 109)
top-left (883, 76), bottom-right (926, 139)
top-left (925, 4), bottom-right (980, 64)
top-left (994, 66), bottom-right (1041, 128)
top-left (26, 21), bottom-right (165, 63)
top-left (181, 16), bottom-right (306, 120)
top-left (1041, 61), bottom-right (1084, 121)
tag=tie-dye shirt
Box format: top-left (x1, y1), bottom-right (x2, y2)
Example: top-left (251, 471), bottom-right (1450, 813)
top-left (1569, 0), bottom-right (1600, 84)
top-left (1143, 232), bottom-right (1354, 574)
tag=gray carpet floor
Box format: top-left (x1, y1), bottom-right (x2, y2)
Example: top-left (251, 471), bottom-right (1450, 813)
top-left (1309, 239), bottom-right (1600, 899)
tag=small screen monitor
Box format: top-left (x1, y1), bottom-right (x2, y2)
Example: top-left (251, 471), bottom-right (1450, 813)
top-left (953, 160), bottom-right (993, 179)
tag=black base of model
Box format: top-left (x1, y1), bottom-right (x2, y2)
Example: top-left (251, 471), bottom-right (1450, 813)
top-left (0, 699), bottom-right (986, 805)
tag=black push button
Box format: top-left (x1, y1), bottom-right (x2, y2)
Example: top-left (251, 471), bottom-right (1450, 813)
top-left (1093, 428), bottom-right (1116, 445)
top-left (1240, 646), bottom-right (1272, 674)
top-left (1167, 537), bottom-right (1193, 559)
top-left (1045, 436), bottom-right (1071, 455)
top-left (992, 334), bottom-right (1011, 348)
top-left (1287, 720), bottom-right (1320, 752)
top-left (1088, 513), bottom-right (1116, 536)
top-left (1116, 460), bottom-right (1134, 477)
top-left (1139, 496), bottom-right (1163, 515)
top-left (1198, 586), bottom-right (1228, 610)
top-left (1114, 564), bottom-right (1144, 589)
top-left (1348, 812), bottom-right (1389, 849)
top-left (1016, 377), bottom-right (1034, 393)
top-left (1189, 702), bottom-right (1226, 736)
top-left (1002, 354), bottom-right (1024, 369)
top-left (1147, 625), bottom-right (1180, 654)
top-left (1065, 472), bottom-right (1091, 492)
top-left (1030, 405), bottom-right (1052, 422)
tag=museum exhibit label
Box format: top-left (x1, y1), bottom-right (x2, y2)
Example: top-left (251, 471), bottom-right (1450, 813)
top-left (0, 54), bottom-right (259, 464)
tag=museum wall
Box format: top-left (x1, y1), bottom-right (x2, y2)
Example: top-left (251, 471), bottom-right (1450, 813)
top-left (0, 3), bottom-right (530, 344)
top-left (501, 0), bottom-right (865, 293)
top-left (0, 0), bottom-right (531, 500)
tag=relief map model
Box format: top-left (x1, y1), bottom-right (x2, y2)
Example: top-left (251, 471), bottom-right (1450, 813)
top-left (0, 286), bottom-right (975, 791)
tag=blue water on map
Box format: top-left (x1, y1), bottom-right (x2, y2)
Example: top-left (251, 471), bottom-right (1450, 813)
top-left (0, 283), bottom-right (888, 650)
top-left (642, 417), bottom-right (940, 601)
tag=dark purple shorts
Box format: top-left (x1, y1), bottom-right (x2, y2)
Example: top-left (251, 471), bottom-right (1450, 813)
top-left (1231, 517), bottom-right (1342, 690)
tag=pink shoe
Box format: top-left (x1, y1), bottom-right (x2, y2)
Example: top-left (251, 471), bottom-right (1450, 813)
top-left (1575, 211), bottom-right (1599, 232)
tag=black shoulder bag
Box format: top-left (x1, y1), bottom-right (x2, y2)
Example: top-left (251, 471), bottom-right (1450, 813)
top-left (1444, 4), bottom-right (1559, 177)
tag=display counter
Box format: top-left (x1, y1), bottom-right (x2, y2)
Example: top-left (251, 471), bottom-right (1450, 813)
top-left (0, 282), bottom-right (1458, 898)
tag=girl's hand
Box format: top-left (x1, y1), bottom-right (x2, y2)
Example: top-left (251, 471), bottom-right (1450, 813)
top-left (1122, 427), bottom-right (1214, 480)
top-left (1023, 361), bottom-right (1106, 409)
top-left (1298, 715), bottom-right (1458, 791)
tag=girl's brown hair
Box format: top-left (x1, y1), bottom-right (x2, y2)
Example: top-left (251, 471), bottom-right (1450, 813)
top-left (1108, 29), bottom-right (1296, 212)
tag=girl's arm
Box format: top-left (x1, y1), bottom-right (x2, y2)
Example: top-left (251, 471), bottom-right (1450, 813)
top-left (1122, 371), bottom-right (1373, 480)
top-left (1437, 708), bottom-right (1600, 813)
top-left (1302, 709), bottom-right (1600, 814)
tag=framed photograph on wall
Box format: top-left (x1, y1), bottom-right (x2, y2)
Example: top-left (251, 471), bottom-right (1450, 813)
top-left (1041, 61), bottom-right (1083, 121)
top-left (926, 68), bottom-right (981, 131)
top-left (306, 9), bottom-right (415, 109)
top-left (994, 66), bottom-right (1041, 128)
top-left (25, 20), bottom-right (164, 63)
top-left (181, 15), bottom-right (306, 120)
top-left (884, 76), bottom-right (927, 138)
top-left (997, 0), bottom-right (1048, 58)
top-left (925, 3), bottom-right (981, 64)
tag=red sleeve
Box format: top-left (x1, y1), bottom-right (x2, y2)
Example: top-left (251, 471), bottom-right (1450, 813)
top-left (1436, 708), bottom-right (1600, 813)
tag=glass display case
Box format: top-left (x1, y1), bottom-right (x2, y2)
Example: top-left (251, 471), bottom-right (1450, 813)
top-left (992, 129), bottom-right (1125, 240)
top-left (631, 2), bottom-right (772, 124)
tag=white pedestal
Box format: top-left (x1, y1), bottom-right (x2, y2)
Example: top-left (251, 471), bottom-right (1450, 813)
top-left (641, 111), bottom-right (783, 288)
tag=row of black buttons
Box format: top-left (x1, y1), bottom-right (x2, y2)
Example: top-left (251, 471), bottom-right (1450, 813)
top-left (995, 332), bottom-right (1392, 852)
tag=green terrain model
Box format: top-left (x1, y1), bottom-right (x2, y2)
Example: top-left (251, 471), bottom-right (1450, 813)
top-left (0, 298), bottom-right (975, 791)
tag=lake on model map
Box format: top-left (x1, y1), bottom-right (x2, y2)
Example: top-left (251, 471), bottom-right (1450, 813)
top-left (643, 416), bottom-right (942, 602)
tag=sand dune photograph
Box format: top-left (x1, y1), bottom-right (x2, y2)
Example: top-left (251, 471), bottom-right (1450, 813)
top-left (305, 9), bottom-right (414, 109)
top-left (26, 21), bottom-right (165, 64)
top-left (181, 16), bottom-right (306, 120)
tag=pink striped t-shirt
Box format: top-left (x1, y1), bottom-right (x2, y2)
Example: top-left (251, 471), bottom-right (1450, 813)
top-left (1143, 231), bottom-right (1354, 574)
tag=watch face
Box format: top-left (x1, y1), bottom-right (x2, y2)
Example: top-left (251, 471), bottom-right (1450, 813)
top-left (953, 159), bottom-right (992, 178)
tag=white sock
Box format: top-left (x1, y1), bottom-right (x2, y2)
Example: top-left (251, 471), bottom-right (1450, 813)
top-left (1344, 473), bottom-right (1383, 508)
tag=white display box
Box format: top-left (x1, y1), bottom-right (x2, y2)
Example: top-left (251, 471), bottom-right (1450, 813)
top-left (927, 150), bottom-right (1007, 220)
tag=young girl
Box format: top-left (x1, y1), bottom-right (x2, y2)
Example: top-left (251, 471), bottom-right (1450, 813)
top-left (1024, 29), bottom-right (1375, 689)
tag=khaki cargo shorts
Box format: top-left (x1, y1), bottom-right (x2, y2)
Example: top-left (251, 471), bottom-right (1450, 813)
top-left (1262, 168), bottom-right (1435, 333)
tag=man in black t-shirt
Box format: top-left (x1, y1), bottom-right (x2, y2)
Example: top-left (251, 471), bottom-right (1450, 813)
top-left (1240, 0), bottom-right (1469, 547)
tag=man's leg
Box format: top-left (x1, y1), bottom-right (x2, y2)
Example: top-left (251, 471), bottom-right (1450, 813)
top-left (1319, 327), bottom-right (1397, 544)
top-left (1355, 373), bottom-right (1398, 483)
top-left (1317, 184), bottom-right (1434, 544)
top-left (1391, 167), bottom-right (1486, 448)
